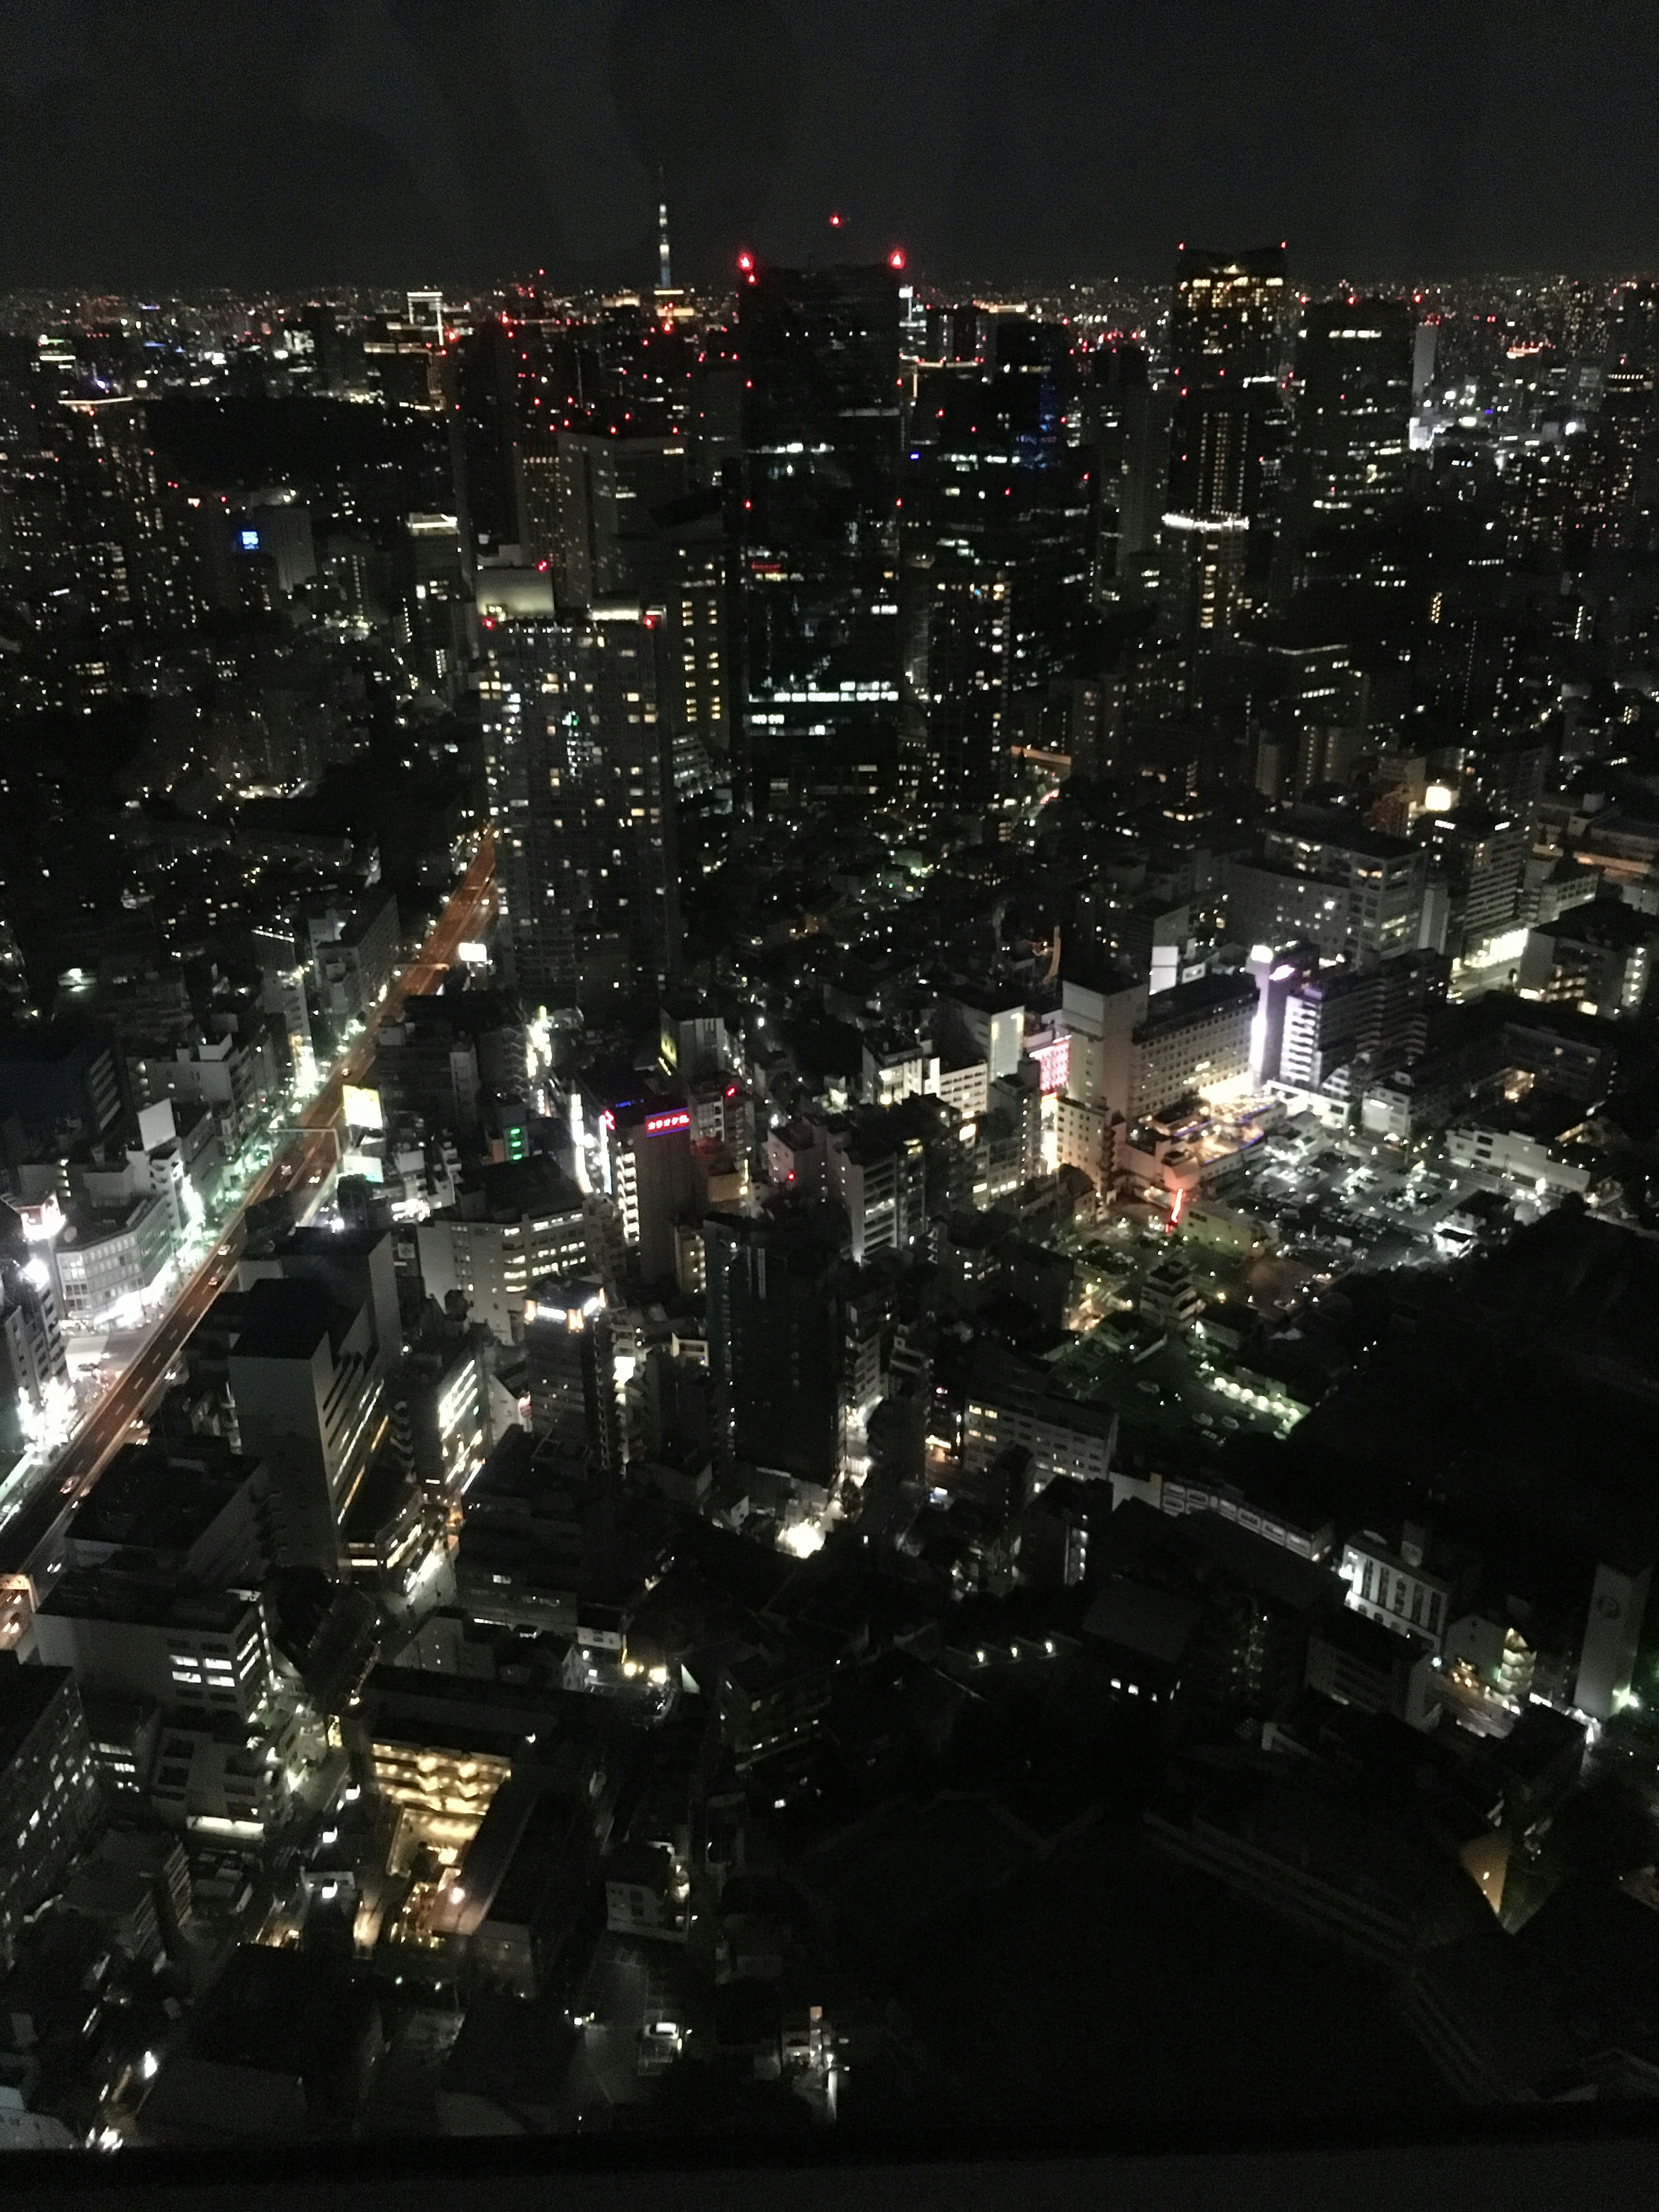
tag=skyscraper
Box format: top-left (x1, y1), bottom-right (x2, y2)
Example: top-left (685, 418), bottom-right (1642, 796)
top-left (705, 1211), bottom-right (843, 1489)
top-left (553, 433), bottom-right (728, 798)
top-left (1596, 283), bottom-right (1659, 530)
top-left (1160, 245), bottom-right (1288, 657)
top-left (1276, 299), bottom-right (1413, 604)
top-left (482, 605), bottom-right (679, 1012)
top-left (451, 315), bottom-right (528, 559)
top-left (56, 397), bottom-right (187, 635)
top-left (737, 260), bottom-right (903, 816)
top-left (900, 319), bottom-right (1093, 814)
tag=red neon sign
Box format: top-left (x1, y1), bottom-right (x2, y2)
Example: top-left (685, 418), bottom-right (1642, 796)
top-left (644, 1110), bottom-right (691, 1135)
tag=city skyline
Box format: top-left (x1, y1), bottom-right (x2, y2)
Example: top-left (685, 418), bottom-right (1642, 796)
top-left (5, 48), bottom-right (1659, 2154)
top-left (0, 1), bottom-right (1656, 291)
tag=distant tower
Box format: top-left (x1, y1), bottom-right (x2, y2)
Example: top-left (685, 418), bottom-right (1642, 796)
top-left (657, 191), bottom-right (673, 294)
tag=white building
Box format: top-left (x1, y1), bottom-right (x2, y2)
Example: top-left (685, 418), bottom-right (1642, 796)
top-left (52, 1195), bottom-right (173, 1327)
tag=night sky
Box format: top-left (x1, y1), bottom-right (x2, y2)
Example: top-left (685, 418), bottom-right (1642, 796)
top-left (0, 0), bottom-right (1655, 292)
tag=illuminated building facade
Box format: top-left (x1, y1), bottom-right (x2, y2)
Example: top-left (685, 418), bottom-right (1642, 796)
top-left (524, 1275), bottom-right (620, 1467)
top-left (737, 260), bottom-right (903, 816)
top-left (481, 607), bottom-right (677, 1011)
top-left (1160, 245), bottom-right (1288, 655)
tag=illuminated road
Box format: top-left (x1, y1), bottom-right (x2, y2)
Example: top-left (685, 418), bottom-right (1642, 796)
top-left (0, 829), bottom-right (496, 1584)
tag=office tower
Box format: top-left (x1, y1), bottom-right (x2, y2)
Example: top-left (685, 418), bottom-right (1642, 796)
top-left (737, 260), bottom-right (903, 816)
top-left (481, 605), bottom-right (679, 1011)
top-left (416, 1154), bottom-right (590, 1344)
top-left (705, 1211), bottom-right (843, 1488)
top-left (1116, 383), bottom-right (1175, 595)
top-left (452, 315), bottom-right (528, 558)
top-left (55, 396), bottom-right (182, 635)
top-left (1075, 339), bottom-right (1150, 598)
top-left (401, 513), bottom-right (471, 697)
top-left (1277, 299), bottom-right (1413, 602)
top-left (1422, 808), bottom-right (1531, 959)
top-left (305, 891), bottom-right (402, 1035)
top-left (0, 1658), bottom-right (103, 1971)
top-left (604, 1099), bottom-right (696, 1287)
top-left (240, 1223), bottom-right (403, 1386)
top-left (1224, 814), bottom-right (1431, 966)
top-left (1160, 245), bottom-right (1288, 655)
top-left (690, 324), bottom-right (743, 491)
top-left (253, 922), bottom-right (316, 1091)
top-left (900, 320), bottom-right (1092, 813)
top-left (237, 489), bottom-right (317, 598)
top-left (553, 433), bottom-right (728, 793)
top-left (227, 1277), bottom-right (388, 1568)
top-left (554, 434), bottom-right (689, 607)
top-left (1254, 949), bottom-right (1443, 1094)
top-left (1596, 283), bottom-right (1659, 529)
top-left (524, 1275), bottom-right (620, 1466)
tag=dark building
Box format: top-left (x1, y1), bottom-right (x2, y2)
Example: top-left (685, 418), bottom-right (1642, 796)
top-left (482, 608), bottom-right (678, 1011)
top-left (606, 1097), bottom-right (697, 1289)
top-left (524, 1276), bottom-right (621, 1468)
top-left (1596, 283), bottom-right (1659, 529)
top-left (452, 316), bottom-right (528, 558)
top-left (901, 319), bottom-right (1093, 814)
top-left (1161, 245), bottom-right (1288, 656)
top-left (375, 989), bottom-right (529, 1141)
top-left (1277, 299), bottom-right (1413, 605)
top-left (705, 1211), bottom-right (843, 1490)
top-left (0, 1656), bottom-right (104, 1971)
top-left (54, 395), bottom-right (188, 636)
top-left (737, 260), bottom-right (903, 816)
top-left (0, 1020), bottom-right (123, 1153)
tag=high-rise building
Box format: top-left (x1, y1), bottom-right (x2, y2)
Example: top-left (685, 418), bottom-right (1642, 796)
top-left (226, 1278), bottom-right (389, 1569)
top-left (737, 261), bottom-right (903, 816)
top-left (0, 1658), bottom-right (103, 1971)
top-left (452, 316), bottom-right (528, 558)
top-left (1160, 246), bottom-right (1288, 655)
top-left (1596, 283), bottom-right (1659, 529)
top-left (524, 1275), bottom-right (620, 1467)
top-left (1277, 299), bottom-right (1413, 602)
top-left (553, 433), bottom-right (728, 796)
top-left (1224, 814), bottom-right (1430, 966)
top-left (0, 1243), bottom-right (68, 1461)
top-left (481, 606), bottom-right (678, 1011)
top-left (554, 434), bottom-right (689, 607)
top-left (604, 1099), bottom-right (696, 1288)
top-left (705, 1211), bottom-right (843, 1489)
top-left (1254, 948), bottom-right (1444, 1095)
top-left (900, 321), bottom-right (1093, 814)
top-left (416, 1154), bottom-right (590, 1345)
top-left (55, 396), bottom-right (186, 636)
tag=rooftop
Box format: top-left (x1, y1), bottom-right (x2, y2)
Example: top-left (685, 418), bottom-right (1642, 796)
top-left (0, 1656), bottom-right (75, 1770)
top-left (229, 1276), bottom-right (359, 1363)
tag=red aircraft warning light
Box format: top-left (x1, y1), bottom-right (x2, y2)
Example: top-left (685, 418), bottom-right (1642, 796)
top-left (888, 248), bottom-right (906, 271)
top-left (737, 251), bottom-right (754, 273)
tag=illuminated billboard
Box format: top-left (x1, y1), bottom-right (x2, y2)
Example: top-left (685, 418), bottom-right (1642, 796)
top-left (343, 1084), bottom-right (384, 1132)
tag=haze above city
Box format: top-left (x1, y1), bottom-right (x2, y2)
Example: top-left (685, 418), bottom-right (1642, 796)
top-left (0, 0), bottom-right (1656, 289)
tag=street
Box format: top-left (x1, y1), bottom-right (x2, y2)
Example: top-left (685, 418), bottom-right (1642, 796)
top-left (0, 827), bottom-right (496, 1586)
